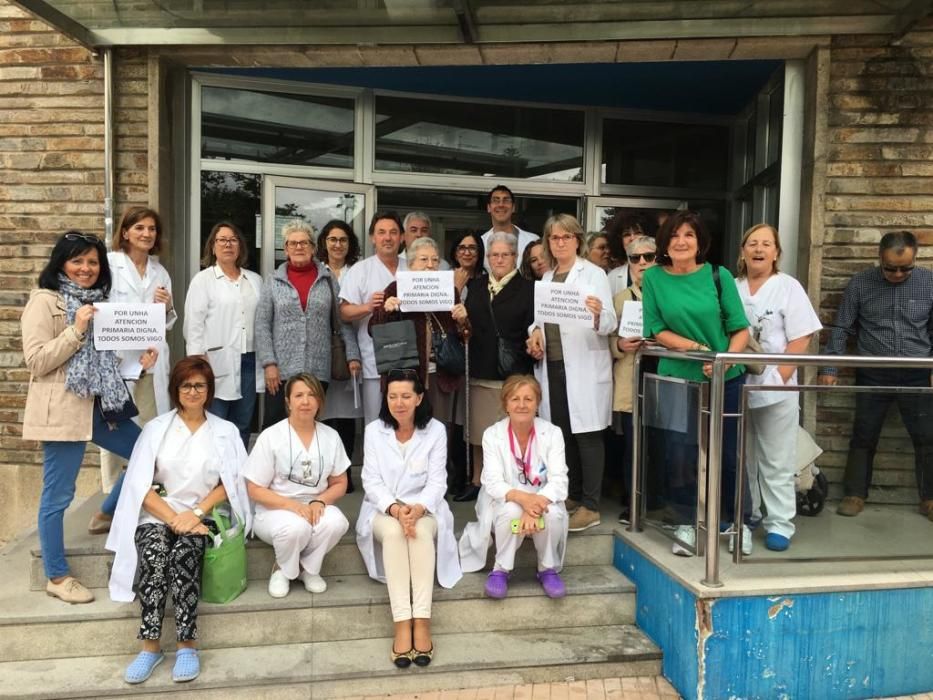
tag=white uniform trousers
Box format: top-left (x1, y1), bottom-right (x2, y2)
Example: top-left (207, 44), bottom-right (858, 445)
top-left (362, 377), bottom-right (383, 428)
top-left (746, 397), bottom-right (799, 539)
top-left (492, 501), bottom-right (567, 572)
top-left (252, 505), bottom-right (349, 579)
top-left (372, 512), bottom-right (437, 622)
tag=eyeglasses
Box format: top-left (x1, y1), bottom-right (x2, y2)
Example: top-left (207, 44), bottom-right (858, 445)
top-left (490, 197), bottom-right (513, 205)
top-left (882, 264), bottom-right (915, 273)
top-left (64, 232), bottom-right (99, 244)
top-left (215, 237), bottom-right (239, 247)
top-left (628, 253), bottom-right (656, 263)
top-left (326, 237), bottom-right (349, 245)
top-left (550, 234), bottom-right (576, 245)
top-left (179, 382), bottom-right (208, 393)
top-left (489, 252), bottom-right (515, 259)
top-left (285, 240), bottom-right (312, 249)
top-left (287, 432), bottom-right (323, 488)
top-left (457, 244), bottom-right (478, 253)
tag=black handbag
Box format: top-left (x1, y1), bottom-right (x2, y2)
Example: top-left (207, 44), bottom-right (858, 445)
top-left (429, 313), bottom-right (466, 375)
top-left (486, 292), bottom-right (532, 379)
top-left (96, 383), bottom-right (139, 425)
top-left (372, 319), bottom-right (420, 374)
top-left (326, 276), bottom-right (351, 381)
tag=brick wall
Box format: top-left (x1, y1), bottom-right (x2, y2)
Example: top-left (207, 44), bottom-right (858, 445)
top-left (816, 20), bottom-right (933, 504)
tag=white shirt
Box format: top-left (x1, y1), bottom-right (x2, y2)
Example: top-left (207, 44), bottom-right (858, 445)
top-left (242, 419), bottom-right (349, 509)
top-left (737, 272), bottom-right (823, 408)
top-left (138, 416), bottom-right (220, 526)
top-left (339, 254), bottom-right (407, 379)
top-left (608, 264), bottom-right (630, 297)
top-left (482, 226), bottom-right (539, 273)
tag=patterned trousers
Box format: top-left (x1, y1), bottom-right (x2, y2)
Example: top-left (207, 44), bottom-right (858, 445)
top-left (134, 523), bottom-right (207, 641)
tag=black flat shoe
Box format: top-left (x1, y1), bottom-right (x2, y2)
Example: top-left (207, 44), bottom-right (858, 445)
top-left (452, 485), bottom-right (480, 502)
top-left (391, 646), bottom-right (413, 669)
top-left (412, 645), bottom-right (434, 667)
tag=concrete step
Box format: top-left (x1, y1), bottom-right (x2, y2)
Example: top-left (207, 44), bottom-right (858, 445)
top-left (26, 495), bottom-right (616, 590)
top-left (2, 565), bottom-right (634, 662)
top-left (0, 624), bottom-right (661, 700)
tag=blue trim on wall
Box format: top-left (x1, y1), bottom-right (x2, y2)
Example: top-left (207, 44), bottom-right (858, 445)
top-left (614, 536), bottom-right (933, 700)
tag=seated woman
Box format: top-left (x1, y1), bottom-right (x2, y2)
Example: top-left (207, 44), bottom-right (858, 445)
top-left (459, 375), bottom-right (569, 599)
top-left (107, 356), bottom-right (251, 685)
top-left (356, 369), bottom-right (462, 669)
top-left (244, 373), bottom-right (350, 597)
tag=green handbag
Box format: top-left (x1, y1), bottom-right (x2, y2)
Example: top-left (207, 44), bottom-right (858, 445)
top-left (200, 506), bottom-right (248, 604)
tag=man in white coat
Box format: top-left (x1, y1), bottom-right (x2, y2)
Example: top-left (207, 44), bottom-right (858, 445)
top-left (481, 185), bottom-right (539, 273)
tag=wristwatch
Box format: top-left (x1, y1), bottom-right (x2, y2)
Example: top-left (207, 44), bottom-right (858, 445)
top-left (193, 507), bottom-right (205, 520)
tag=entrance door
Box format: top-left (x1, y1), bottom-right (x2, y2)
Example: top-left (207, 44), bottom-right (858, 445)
top-left (261, 176), bottom-right (375, 277)
top-left (584, 195), bottom-right (686, 235)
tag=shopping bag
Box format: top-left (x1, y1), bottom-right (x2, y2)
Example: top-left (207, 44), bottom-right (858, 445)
top-left (201, 506), bottom-right (247, 604)
top-left (372, 319), bottom-right (420, 374)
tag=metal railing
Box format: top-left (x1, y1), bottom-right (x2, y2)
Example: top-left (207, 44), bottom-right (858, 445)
top-left (629, 347), bottom-right (933, 588)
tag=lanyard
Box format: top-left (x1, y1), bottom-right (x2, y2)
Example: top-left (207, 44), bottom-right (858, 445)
top-left (508, 424), bottom-right (539, 486)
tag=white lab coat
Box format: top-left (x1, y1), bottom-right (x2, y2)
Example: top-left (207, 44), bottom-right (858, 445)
top-left (482, 227), bottom-right (539, 273)
top-left (531, 257), bottom-right (616, 434)
top-left (183, 266), bottom-right (264, 400)
top-left (356, 418), bottom-right (462, 589)
top-left (106, 410), bottom-right (252, 603)
top-left (107, 252), bottom-right (177, 415)
top-left (459, 417), bottom-right (569, 573)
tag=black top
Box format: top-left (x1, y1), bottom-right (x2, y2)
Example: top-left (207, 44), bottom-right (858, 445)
top-left (465, 273), bottom-right (536, 380)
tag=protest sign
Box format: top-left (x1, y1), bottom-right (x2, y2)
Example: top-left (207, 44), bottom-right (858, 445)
top-left (533, 282), bottom-right (594, 329)
top-left (93, 303), bottom-right (165, 351)
top-left (397, 271), bottom-right (455, 312)
top-left (617, 300), bottom-right (644, 338)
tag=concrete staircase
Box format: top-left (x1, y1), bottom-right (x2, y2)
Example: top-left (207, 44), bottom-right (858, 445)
top-left (0, 486), bottom-right (660, 699)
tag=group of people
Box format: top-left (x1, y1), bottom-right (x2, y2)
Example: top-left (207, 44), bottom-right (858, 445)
top-left (21, 183), bottom-right (933, 683)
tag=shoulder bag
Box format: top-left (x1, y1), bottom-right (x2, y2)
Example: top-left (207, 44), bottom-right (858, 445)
top-left (711, 266), bottom-right (765, 375)
top-left (429, 313), bottom-right (466, 375)
top-left (326, 276), bottom-right (351, 381)
top-left (486, 292), bottom-right (532, 379)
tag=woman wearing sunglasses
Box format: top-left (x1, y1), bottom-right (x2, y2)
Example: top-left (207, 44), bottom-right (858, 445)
top-left (22, 231), bottom-right (145, 603)
top-left (356, 369), bottom-right (461, 669)
top-left (108, 356), bottom-right (251, 684)
top-left (459, 375), bottom-right (569, 599)
top-left (244, 373), bottom-right (350, 598)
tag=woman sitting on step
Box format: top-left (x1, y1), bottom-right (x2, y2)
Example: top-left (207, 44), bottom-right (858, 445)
top-left (244, 372), bottom-right (351, 598)
top-left (107, 356), bottom-right (251, 685)
top-left (356, 369), bottom-right (462, 669)
top-left (458, 375), bottom-right (569, 600)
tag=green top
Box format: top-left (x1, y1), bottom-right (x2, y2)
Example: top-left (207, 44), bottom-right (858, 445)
top-left (641, 263), bottom-right (749, 382)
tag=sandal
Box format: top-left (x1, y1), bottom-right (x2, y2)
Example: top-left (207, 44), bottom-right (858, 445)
top-left (412, 645), bottom-right (434, 667)
top-left (172, 648), bottom-right (200, 682)
top-left (391, 646), bottom-right (413, 669)
top-left (124, 650), bottom-right (164, 684)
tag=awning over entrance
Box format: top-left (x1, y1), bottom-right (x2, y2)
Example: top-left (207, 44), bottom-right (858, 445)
top-left (13, 0), bottom-right (933, 48)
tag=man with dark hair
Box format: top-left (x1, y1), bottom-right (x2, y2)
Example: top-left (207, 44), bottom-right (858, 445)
top-left (481, 185), bottom-right (539, 273)
top-left (819, 230), bottom-right (933, 519)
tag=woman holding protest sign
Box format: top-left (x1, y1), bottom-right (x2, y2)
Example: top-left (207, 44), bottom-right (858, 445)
top-left (21, 231), bottom-right (145, 603)
top-left (526, 214), bottom-right (616, 533)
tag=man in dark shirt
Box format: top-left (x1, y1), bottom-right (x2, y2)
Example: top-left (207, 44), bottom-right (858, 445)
top-left (819, 231), bottom-right (933, 519)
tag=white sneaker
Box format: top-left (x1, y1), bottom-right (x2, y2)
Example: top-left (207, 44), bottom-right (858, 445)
top-left (728, 524), bottom-right (753, 555)
top-left (671, 525), bottom-right (696, 557)
top-left (268, 569), bottom-right (290, 598)
top-left (299, 571), bottom-right (327, 594)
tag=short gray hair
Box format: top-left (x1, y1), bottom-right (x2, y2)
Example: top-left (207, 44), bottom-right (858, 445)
top-left (486, 231), bottom-right (517, 255)
top-left (282, 220), bottom-right (315, 244)
top-left (625, 235), bottom-right (656, 256)
top-left (403, 211), bottom-right (432, 230)
top-left (406, 236), bottom-right (438, 264)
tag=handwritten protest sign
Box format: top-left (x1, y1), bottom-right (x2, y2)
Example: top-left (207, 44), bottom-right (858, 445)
top-left (93, 303), bottom-right (165, 351)
top-left (617, 300), bottom-right (644, 338)
top-left (397, 271), bottom-right (455, 312)
top-left (533, 282), bottom-right (594, 329)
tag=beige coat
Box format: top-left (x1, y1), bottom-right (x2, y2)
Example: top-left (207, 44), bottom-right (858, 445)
top-left (609, 286), bottom-right (640, 414)
top-left (21, 289), bottom-right (94, 441)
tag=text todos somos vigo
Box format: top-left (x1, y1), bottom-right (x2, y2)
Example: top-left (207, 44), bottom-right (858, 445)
top-left (93, 303), bottom-right (166, 350)
top-left (533, 282), bottom-right (593, 328)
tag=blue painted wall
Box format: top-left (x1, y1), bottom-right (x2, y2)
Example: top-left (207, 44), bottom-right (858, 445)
top-left (614, 537), bottom-right (933, 700)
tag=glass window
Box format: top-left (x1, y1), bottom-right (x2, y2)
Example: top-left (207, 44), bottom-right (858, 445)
top-left (767, 87), bottom-right (784, 166)
top-left (271, 186), bottom-right (367, 267)
top-left (200, 170), bottom-right (261, 272)
top-left (374, 95), bottom-right (585, 181)
top-left (602, 119), bottom-right (730, 191)
top-left (201, 86), bottom-right (355, 168)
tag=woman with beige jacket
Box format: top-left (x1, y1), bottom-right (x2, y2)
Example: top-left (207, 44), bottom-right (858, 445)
top-left (22, 232), bottom-right (146, 603)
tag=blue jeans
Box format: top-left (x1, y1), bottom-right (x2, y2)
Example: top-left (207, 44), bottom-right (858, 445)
top-left (40, 409), bottom-right (141, 579)
top-left (209, 352), bottom-right (256, 448)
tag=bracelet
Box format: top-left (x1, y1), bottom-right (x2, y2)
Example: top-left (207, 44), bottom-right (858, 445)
top-left (310, 499), bottom-right (325, 508)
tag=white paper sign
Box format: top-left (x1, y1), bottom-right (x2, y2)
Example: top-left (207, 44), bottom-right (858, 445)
top-left (396, 271), bottom-right (455, 312)
top-left (533, 282), bottom-right (594, 329)
top-left (92, 303), bottom-right (165, 351)
top-left (618, 300), bottom-right (644, 339)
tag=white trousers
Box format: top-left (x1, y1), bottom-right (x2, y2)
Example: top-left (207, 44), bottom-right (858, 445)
top-left (492, 501), bottom-right (567, 572)
top-left (746, 397), bottom-right (799, 539)
top-left (372, 512), bottom-right (437, 622)
top-left (100, 373), bottom-right (158, 493)
top-left (362, 377), bottom-right (383, 428)
top-left (252, 505), bottom-right (349, 579)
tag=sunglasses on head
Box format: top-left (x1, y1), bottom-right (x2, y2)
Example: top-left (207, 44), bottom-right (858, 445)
top-left (882, 264), bottom-right (915, 273)
top-left (387, 368), bottom-right (419, 381)
top-left (628, 252), bottom-right (656, 264)
top-left (64, 232), bottom-right (99, 244)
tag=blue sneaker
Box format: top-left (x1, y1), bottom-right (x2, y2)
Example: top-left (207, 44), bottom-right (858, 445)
top-left (172, 648), bottom-right (200, 683)
top-left (124, 650), bottom-right (164, 684)
top-left (765, 532), bottom-right (790, 552)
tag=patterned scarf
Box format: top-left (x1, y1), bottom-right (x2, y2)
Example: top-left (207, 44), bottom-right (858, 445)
top-left (488, 268), bottom-right (518, 299)
top-left (58, 274), bottom-right (130, 412)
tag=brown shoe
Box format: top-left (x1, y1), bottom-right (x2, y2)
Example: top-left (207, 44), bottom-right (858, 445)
top-left (919, 500), bottom-right (933, 520)
top-left (46, 577), bottom-right (94, 604)
top-left (87, 512), bottom-right (112, 535)
top-left (565, 498), bottom-right (582, 515)
top-left (836, 496), bottom-right (865, 517)
top-left (568, 506), bottom-right (601, 532)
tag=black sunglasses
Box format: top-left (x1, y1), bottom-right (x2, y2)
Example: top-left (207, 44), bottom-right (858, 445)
top-left (64, 232), bottom-right (100, 244)
top-left (882, 264), bottom-right (915, 273)
top-left (628, 253), bottom-right (656, 264)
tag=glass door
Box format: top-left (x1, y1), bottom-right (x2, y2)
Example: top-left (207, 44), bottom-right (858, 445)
top-left (584, 195), bottom-right (686, 235)
top-left (261, 176), bottom-right (375, 277)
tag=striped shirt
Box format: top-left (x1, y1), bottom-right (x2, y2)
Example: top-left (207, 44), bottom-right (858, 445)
top-left (820, 265), bottom-right (933, 375)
